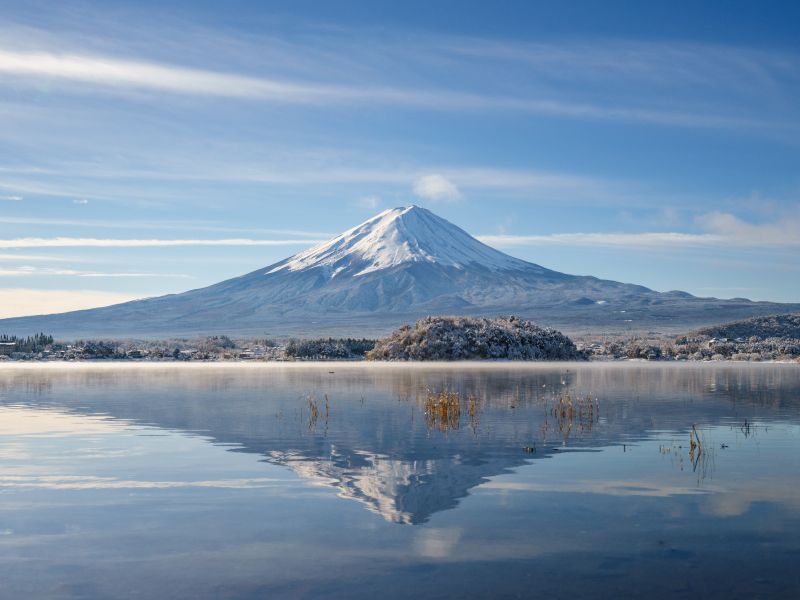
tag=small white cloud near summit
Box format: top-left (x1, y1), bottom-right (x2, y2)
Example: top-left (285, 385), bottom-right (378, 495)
top-left (413, 174), bottom-right (462, 202)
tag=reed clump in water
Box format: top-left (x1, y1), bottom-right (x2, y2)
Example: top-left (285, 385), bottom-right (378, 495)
top-left (551, 393), bottom-right (599, 435)
top-left (424, 390), bottom-right (462, 431)
top-left (688, 423), bottom-right (707, 474)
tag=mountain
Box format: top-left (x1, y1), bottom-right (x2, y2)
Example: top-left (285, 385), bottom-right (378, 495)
top-left (1, 205), bottom-right (797, 337)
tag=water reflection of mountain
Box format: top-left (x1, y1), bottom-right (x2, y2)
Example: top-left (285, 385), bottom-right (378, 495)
top-left (1, 364), bottom-right (798, 524)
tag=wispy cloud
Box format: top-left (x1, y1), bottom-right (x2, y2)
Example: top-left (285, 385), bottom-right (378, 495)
top-left (0, 162), bottom-right (616, 206)
top-left (0, 194), bottom-right (22, 201)
top-left (695, 211), bottom-right (800, 246)
top-left (479, 212), bottom-right (800, 249)
top-left (0, 46), bottom-right (784, 130)
top-left (0, 474), bottom-right (284, 490)
top-left (0, 50), bottom-right (318, 100)
top-left (0, 252), bottom-right (74, 262)
top-left (0, 237), bottom-right (325, 249)
top-left (478, 232), bottom-right (724, 248)
top-left (0, 215), bottom-right (332, 237)
top-left (0, 266), bottom-right (191, 278)
top-left (356, 195), bottom-right (381, 210)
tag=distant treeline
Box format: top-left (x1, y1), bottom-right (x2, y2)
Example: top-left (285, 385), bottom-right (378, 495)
top-left (0, 333), bottom-right (54, 353)
top-left (284, 338), bottom-right (376, 359)
top-left (584, 313), bottom-right (800, 362)
top-left (590, 336), bottom-right (800, 362)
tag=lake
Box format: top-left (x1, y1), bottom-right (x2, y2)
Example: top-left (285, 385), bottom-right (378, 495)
top-left (0, 363), bottom-right (799, 599)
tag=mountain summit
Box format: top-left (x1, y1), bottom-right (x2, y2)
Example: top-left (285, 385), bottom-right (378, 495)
top-left (0, 206), bottom-right (795, 337)
top-left (268, 206), bottom-right (533, 278)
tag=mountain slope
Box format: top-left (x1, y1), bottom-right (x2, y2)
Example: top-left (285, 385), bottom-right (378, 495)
top-left (1, 206), bottom-right (797, 337)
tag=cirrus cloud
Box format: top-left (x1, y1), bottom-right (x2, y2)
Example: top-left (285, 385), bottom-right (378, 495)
top-left (0, 237), bottom-right (325, 249)
top-left (478, 212), bottom-right (800, 249)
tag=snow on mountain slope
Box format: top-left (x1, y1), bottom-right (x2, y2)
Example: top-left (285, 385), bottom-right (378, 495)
top-left (267, 205), bottom-right (540, 278)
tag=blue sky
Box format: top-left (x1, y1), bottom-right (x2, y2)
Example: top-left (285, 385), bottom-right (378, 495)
top-left (0, 0), bottom-right (799, 317)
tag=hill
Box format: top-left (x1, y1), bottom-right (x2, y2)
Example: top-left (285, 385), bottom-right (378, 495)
top-left (366, 316), bottom-right (581, 361)
top-left (693, 313), bottom-right (800, 340)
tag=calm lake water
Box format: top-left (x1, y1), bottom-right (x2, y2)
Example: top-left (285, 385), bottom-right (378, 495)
top-left (0, 363), bottom-right (799, 599)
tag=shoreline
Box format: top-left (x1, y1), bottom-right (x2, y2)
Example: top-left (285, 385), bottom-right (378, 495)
top-left (0, 359), bottom-right (797, 370)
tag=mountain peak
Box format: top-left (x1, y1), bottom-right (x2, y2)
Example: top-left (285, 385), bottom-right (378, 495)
top-left (267, 205), bottom-right (531, 278)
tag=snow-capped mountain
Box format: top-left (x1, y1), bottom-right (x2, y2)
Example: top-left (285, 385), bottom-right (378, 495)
top-left (0, 205), bottom-right (795, 337)
top-left (268, 206), bottom-right (534, 277)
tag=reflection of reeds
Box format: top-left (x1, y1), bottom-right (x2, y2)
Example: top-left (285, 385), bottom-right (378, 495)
top-left (308, 395), bottom-right (319, 431)
top-left (689, 424), bottom-right (703, 453)
top-left (467, 395), bottom-right (479, 433)
top-left (661, 425), bottom-right (715, 485)
top-left (688, 423), bottom-right (711, 481)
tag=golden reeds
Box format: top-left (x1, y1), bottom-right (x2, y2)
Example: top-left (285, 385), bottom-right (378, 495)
top-left (550, 393), bottom-right (599, 435)
top-left (424, 389), bottom-right (462, 431)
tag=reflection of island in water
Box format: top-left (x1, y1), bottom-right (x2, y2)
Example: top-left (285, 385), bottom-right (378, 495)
top-left (1, 364), bottom-right (797, 524)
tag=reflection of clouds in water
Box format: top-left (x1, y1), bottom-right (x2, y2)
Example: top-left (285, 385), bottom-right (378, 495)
top-left (0, 444), bottom-right (32, 460)
top-left (70, 446), bottom-right (147, 459)
top-left (704, 493), bottom-right (753, 517)
top-left (0, 406), bottom-right (131, 436)
top-left (0, 475), bottom-right (285, 490)
top-left (413, 527), bottom-right (462, 558)
top-left (482, 479), bottom-right (713, 498)
top-left (483, 477), bottom-right (800, 517)
top-left (701, 483), bottom-right (800, 517)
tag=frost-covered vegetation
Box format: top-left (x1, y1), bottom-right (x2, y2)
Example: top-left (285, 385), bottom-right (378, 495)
top-left (584, 337), bottom-right (800, 362)
top-left (0, 333), bottom-right (53, 353)
top-left (366, 316), bottom-right (582, 361)
top-left (0, 333), bottom-right (373, 362)
top-left (3, 313), bottom-right (799, 363)
top-left (284, 338), bottom-right (375, 359)
top-left (580, 313), bottom-right (800, 362)
top-left (694, 313), bottom-right (800, 340)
